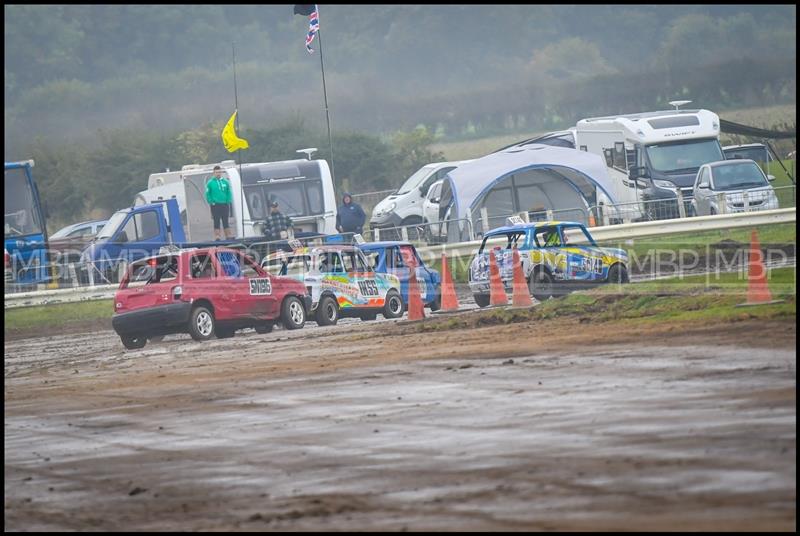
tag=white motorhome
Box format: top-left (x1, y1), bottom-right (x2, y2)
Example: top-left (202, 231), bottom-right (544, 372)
top-left (509, 103), bottom-right (725, 221)
top-left (134, 158), bottom-right (337, 242)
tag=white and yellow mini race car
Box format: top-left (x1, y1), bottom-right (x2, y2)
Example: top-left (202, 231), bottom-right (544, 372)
top-left (468, 221), bottom-right (629, 306)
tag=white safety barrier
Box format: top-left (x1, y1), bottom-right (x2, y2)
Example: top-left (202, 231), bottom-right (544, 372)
top-left (4, 207), bottom-right (795, 309)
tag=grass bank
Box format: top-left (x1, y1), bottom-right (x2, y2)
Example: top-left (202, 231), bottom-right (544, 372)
top-left (417, 266), bottom-right (796, 333)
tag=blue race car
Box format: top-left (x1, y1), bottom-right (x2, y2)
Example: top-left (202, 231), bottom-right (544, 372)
top-left (359, 241), bottom-right (441, 311)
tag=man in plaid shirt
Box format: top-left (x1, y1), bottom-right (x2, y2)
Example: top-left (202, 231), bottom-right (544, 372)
top-left (262, 199), bottom-right (294, 241)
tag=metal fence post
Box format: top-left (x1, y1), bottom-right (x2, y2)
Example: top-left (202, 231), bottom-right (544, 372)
top-left (743, 191), bottom-right (749, 212)
top-left (374, 227), bottom-right (380, 241)
top-left (400, 226), bottom-right (409, 241)
top-left (546, 209), bottom-right (554, 221)
top-left (676, 190), bottom-right (686, 218)
top-left (717, 192), bottom-right (727, 214)
top-left (480, 207), bottom-right (489, 233)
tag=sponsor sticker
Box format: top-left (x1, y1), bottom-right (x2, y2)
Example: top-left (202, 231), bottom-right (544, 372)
top-left (249, 278), bottom-right (272, 295)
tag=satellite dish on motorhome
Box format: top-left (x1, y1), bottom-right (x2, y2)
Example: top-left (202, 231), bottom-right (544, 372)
top-left (669, 100), bottom-right (692, 110)
top-left (296, 148), bottom-right (318, 160)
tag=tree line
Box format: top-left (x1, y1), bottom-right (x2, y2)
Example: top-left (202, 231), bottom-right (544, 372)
top-left (4, 5), bottom-right (796, 154)
top-left (25, 122), bottom-right (444, 230)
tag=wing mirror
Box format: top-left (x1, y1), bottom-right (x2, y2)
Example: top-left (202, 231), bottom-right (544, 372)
top-left (767, 174), bottom-right (776, 182)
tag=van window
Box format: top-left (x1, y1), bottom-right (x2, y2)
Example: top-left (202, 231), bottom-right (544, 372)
top-left (307, 182), bottom-right (323, 213)
top-left (117, 217), bottom-right (136, 243)
top-left (135, 210), bottom-right (160, 240)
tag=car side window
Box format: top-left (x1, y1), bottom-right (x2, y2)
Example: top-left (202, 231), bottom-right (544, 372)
top-left (217, 251), bottom-right (244, 277)
top-left (355, 251), bottom-right (370, 272)
top-left (238, 253), bottom-right (263, 278)
top-left (698, 168), bottom-right (709, 188)
top-left (388, 247), bottom-right (404, 269)
top-left (191, 254), bottom-right (216, 279)
top-left (399, 245), bottom-right (417, 268)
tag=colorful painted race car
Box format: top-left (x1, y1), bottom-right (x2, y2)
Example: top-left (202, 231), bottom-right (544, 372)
top-left (468, 221), bottom-right (629, 306)
top-left (112, 247), bottom-right (311, 349)
top-left (358, 241), bottom-right (442, 311)
top-left (261, 245), bottom-right (404, 325)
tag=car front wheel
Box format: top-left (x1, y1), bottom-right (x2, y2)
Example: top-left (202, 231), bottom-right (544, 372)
top-left (188, 305), bottom-right (216, 341)
top-left (282, 296), bottom-right (306, 330)
top-left (473, 293), bottom-right (490, 308)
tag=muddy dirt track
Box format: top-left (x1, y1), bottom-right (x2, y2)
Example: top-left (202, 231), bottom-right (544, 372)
top-left (4, 314), bottom-right (796, 531)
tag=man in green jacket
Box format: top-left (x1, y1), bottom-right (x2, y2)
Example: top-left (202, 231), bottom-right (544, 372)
top-left (205, 165), bottom-right (234, 240)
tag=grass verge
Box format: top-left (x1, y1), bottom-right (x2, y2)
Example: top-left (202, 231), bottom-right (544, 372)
top-left (5, 299), bottom-right (113, 338)
top-left (416, 267), bottom-right (796, 333)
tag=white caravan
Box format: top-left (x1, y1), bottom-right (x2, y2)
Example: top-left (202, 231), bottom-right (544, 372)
top-left (134, 158), bottom-right (337, 242)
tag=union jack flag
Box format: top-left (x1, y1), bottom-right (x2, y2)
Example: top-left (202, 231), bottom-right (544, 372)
top-left (305, 5), bottom-right (319, 54)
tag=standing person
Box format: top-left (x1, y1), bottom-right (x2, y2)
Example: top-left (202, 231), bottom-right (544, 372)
top-left (262, 199), bottom-right (294, 242)
top-left (335, 192), bottom-right (366, 236)
top-left (205, 166), bottom-right (234, 240)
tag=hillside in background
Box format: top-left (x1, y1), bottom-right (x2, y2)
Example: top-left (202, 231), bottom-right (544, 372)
top-left (4, 5), bottom-right (796, 156)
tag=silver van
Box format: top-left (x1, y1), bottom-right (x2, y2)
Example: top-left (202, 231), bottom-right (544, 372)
top-left (691, 159), bottom-right (778, 216)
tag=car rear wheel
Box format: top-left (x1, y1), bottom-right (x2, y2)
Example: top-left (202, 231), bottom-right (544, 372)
top-left (473, 293), bottom-right (490, 308)
top-left (529, 269), bottom-right (553, 301)
top-left (282, 296), bottom-right (306, 330)
top-left (188, 305), bottom-right (215, 341)
top-left (254, 322), bottom-right (274, 334)
top-left (383, 289), bottom-right (404, 319)
top-left (316, 295), bottom-right (339, 326)
top-left (215, 326), bottom-right (235, 339)
top-left (120, 334), bottom-right (147, 350)
top-left (607, 264), bottom-right (629, 284)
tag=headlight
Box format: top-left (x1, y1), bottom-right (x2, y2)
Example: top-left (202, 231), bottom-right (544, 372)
top-left (652, 179), bottom-right (677, 190)
top-left (385, 201), bottom-right (397, 213)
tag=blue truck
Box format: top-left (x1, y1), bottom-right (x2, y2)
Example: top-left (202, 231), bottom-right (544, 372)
top-left (80, 198), bottom-right (326, 283)
top-left (4, 160), bottom-right (50, 287)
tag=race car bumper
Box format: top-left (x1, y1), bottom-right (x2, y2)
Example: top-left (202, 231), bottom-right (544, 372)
top-left (468, 279), bottom-right (513, 295)
top-left (112, 302), bottom-right (193, 336)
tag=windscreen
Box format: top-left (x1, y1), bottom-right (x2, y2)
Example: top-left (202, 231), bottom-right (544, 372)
top-left (712, 163), bottom-right (768, 191)
top-left (4, 167), bottom-right (43, 237)
top-left (646, 139), bottom-right (724, 173)
top-left (96, 211), bottom-right (128, 240)
top-left (397, 165), bottom-right (436, 195)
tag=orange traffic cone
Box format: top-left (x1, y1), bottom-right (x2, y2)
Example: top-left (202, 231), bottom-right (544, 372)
top-left (488, 250), bottom-right (509, 307)
top-left (406, 266), bottom-right (426, 321)
top-left (588, 213), bottom-right (597, 227)
top-left (439, 253), bottom-right (460, 312)
top-left (511, 248), bottom-right (533, 307)
top-left (745, 229), bottom-right (772, 304)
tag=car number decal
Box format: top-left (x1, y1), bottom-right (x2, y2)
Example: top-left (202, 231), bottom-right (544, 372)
top-left (357, 279), bottom-right (379, 296)
top-left (249, 278), bottom-right (272, 295)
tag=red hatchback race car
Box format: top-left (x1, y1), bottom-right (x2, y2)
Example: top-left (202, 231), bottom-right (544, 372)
top-left (111, 247), bottom-right (311, 349)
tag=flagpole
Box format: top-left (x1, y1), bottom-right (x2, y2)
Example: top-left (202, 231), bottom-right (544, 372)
top-left (316, 5), bottom-right (336, 188)
top-left (232, 42), bottom-right (245, 239)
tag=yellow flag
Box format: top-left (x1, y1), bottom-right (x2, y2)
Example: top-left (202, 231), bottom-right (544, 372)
top-left (221, 110), bottom-right (249, 152)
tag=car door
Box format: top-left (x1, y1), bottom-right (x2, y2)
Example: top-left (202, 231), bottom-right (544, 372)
top-left (695, 167), bottom-right (711, 215)
top-left (399, 245), bottom-right (431, 302)
top-left (215, 250), bottom-right (277, 319)
top-left (187, 251), bottom-right (226, 316)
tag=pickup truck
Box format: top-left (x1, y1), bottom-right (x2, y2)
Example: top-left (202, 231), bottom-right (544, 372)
top-left (79, 198), bottom-right (318, 284)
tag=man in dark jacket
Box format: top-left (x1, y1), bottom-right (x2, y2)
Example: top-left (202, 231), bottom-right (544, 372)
top-left (336, 192), bottom-right (366, 235)
top-left (262, 200), bottom-right (294, 242)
